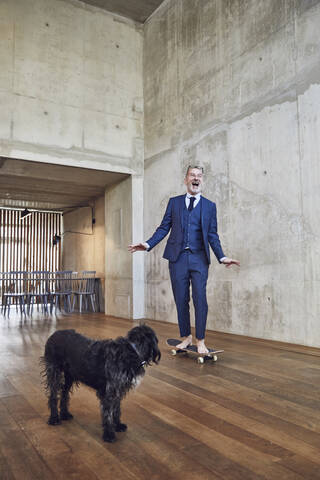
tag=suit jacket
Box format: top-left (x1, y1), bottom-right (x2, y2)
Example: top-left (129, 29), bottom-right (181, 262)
top-left (146, 195), bottom-right (225, 264)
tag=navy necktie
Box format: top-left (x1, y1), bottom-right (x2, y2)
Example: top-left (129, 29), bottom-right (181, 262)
top-left (188, 197), bottom-right (196, 212)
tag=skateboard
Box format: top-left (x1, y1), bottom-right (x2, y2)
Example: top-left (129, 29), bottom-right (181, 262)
top-left (166, 338), bottom-right (224, 364)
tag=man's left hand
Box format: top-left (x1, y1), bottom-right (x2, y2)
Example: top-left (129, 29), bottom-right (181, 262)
top-left (222, 257), bottom-right (240, 268)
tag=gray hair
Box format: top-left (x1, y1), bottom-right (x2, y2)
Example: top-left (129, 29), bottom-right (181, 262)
top-left (185, 165), bottom-right (204, 176)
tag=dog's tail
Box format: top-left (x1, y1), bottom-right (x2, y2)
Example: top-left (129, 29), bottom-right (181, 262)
top-left (39, 356), bottom-right (63, 396)
top-left (39, 356), bottom-right (50, 393)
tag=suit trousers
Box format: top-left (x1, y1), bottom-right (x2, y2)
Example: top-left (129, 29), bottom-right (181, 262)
top-left (169, 250), bottom-right (209, 340)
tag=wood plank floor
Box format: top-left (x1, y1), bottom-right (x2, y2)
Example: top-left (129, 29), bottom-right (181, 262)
top-left (0, 311), bottom-right (320, 480)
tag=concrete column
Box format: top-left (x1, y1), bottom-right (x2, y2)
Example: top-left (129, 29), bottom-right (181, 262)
top-left (104, 174), bottom-right (144, 320)
top-left (105, 177), bottom-right (132, 318)
top-left (131, 175), bottom-right (145, 319)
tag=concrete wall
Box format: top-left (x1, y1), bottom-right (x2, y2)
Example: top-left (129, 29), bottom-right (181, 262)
top-left (62, 197), bottom-right (105, 309)
top-left (0, 0), bottom-right (144, 317)
top-left (143, 0), bottom-right (320, 347)
top-left (0, 0), bottom-right (143, 174)
top-left (2, 0), bottom-right (319, 344)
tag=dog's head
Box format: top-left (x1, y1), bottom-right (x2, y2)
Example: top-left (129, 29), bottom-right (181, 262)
top-left (127, 325), bottom-right (161, 366)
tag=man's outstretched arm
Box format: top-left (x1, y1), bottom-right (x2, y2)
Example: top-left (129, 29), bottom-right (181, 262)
top-left (208, 204), bottom-right (240, 267)
top-left (128, 242), bottom-right (148, 253)
top-left (221, 257), bottom-right (240, 267)
top-left (128, 198), bottom-right (173, 253)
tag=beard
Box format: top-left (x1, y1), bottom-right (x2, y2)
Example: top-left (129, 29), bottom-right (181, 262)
top-left (188, 182), bottom-right (201, 194)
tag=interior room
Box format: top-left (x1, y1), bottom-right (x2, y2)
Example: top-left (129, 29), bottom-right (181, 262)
top-left (0, 1), bottom-right (319, 479)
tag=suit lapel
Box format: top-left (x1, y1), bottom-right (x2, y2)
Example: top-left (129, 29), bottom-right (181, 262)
top-left (179, 195), bottom-right (185, 230)
top-left (201, 196), bottom-right (208, 232)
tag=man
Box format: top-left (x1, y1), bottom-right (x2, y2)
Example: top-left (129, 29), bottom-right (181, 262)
top-left (129, 166), bottom-right (240, 354)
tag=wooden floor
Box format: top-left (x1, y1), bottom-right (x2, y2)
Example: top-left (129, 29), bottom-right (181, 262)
top-left (0, 311), bottom-right (320, 480)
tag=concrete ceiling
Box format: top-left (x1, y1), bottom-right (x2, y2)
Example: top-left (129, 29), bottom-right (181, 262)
top-left (0, 158), bottom-right (128, 212)
top-left (80, 0), bottom-right (165, 23)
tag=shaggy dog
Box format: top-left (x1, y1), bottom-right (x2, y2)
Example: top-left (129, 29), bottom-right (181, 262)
top-left (41, 325), bottom-right (160, 442)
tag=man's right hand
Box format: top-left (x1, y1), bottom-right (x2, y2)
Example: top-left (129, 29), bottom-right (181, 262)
top-left (128, 243), bottom-right (148, 253)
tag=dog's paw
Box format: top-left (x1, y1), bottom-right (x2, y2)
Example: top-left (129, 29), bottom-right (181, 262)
top-left (116, 423), bottom-right (127, 432)
top-left (48, 416), bottom-right (61, 425)
top-left (103, 431), bottom-right (116, 443)
top-left (60, 411), bottom-right (73, 421)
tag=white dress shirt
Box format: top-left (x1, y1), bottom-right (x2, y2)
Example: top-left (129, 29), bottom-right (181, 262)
top-left (186, 192), bottom-right (201, 209)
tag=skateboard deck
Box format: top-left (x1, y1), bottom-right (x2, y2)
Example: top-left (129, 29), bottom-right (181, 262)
top-left (166, 338), bottom-right (224, 364)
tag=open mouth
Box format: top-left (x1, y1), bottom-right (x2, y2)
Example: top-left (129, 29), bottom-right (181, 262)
top-left (192, 182), bottom-right (199, 187)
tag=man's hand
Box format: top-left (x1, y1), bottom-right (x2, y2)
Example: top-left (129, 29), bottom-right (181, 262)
top-left (222, 257), bottom-right (240, 268)
top-left (128, 243), bottom-right (147, 253)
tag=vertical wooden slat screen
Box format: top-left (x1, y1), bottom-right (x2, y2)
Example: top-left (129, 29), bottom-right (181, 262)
top-left (0, 209), bottom-right (62, 272)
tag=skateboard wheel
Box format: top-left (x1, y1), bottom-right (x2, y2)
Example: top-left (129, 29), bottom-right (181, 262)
top-left (171, 349), bottom-right (177, 356)
top-left (197, 357), bottom-right (204, 364)
top-left (213, 355), bottom-right (218, 362)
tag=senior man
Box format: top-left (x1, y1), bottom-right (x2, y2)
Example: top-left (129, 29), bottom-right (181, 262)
top-left (129, 166), bottom-right (240, 353)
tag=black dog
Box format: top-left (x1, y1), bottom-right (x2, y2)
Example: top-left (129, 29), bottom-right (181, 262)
top-left (41, 325), bottom-right (160, 442)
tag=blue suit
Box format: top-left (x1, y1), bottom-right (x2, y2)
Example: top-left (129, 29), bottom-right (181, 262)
top-left (146, 194), bottom-right (225, 340)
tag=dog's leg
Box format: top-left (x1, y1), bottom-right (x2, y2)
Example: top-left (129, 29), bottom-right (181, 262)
top-left (45, 361), bottom-right (62, 425)
top-left (114, 400), bottom-right (127, 432)
top-left (97, 392), bottom-right (117, 442)
top-left (60, 372), bottom-right (74, 421)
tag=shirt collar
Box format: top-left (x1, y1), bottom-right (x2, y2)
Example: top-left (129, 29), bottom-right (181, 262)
top-left (186, 192), bottom-right (201, 201)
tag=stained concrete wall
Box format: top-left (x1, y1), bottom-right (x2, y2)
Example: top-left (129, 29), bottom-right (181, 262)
top-left (0, 0), bottom-right (143, 174)
top-left (0, 0), bottom-right (144, 317)
top-left (143, 0), bottom-right (320, 347)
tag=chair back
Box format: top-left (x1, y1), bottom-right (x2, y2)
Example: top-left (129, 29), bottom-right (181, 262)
top-left (0, 272), bottom-right (11, 300)
top-left (74, 270), bottom-right (96, 293)
top-left (8, 271), bottom-right (28, 294)
top-left (83, 271), bottom-right (95, 294)
top-left (29, 271), bottom-right (50, 295)
top-left (54, 271), bottom-right (73, 293)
